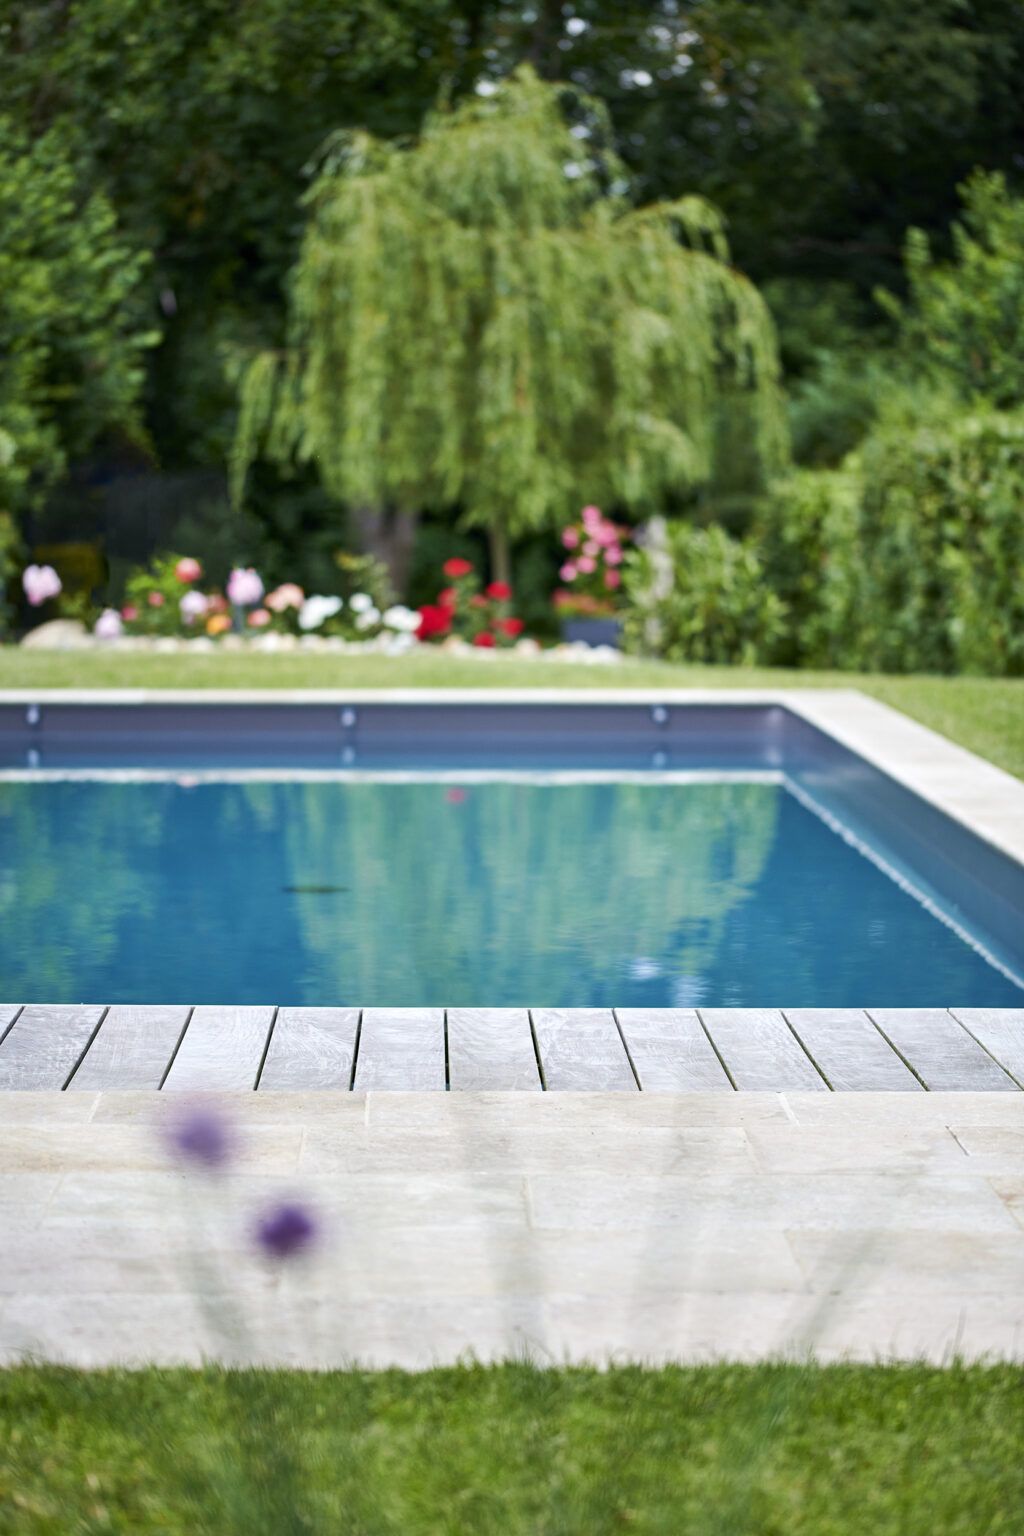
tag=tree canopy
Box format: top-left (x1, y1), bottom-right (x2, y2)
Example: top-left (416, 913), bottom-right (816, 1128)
top-left (232, 69), bottom-right (784, 568)
top-left (0, 117), bottom-right (156, 519)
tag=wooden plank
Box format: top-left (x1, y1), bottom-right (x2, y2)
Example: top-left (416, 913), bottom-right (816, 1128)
top-left (699, 1009), bottom-right (828, 1092)
top-left (0, 1005), bottom-right (105, 1090)
top-left (949, 1009), bottom-right (1024, 1088)
top-left (868, 1009), bottom-right (1018, 1091)
top-left (447, 1008), bottom-right (541, 1091)
top-left (352, 1008), bottom-right (445, 1091)
top-left (0, 1005), bottom-right (22, 1045)
top-left (68, 1005), bottom-right (190, 1091)
top-left (530, 1009), bottom-right (637, 1091)
top-left (614, 1008), bottom-right (733, 1091)
top-left (784, 1009), bottom-right (922, 1092)
top-left (258, 1007), bottom-right (360, 1090)
top-left (161, 1006), bottom-right (274, 1092)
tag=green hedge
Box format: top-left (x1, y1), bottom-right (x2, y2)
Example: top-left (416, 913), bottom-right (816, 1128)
top-left (626, 409), bottom-right (1024, 676)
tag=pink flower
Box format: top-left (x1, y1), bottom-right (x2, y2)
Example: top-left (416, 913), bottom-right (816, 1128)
top-left (175, 557), bottom-right (202, 584)
top-left (583, 539), bottom-right (599, 557)
top-left (605, 544), bottom-right (623, 565)
top-left (582, 505), bottom-right (602, 528)
top-left (180, 590), bottom-right (209, 624)
top-left (148, 591), bottom-right (165, 608)
top-left (561, 527), bottom-right (580, 549)
top-left (227, 567), bottom-right (264, 606)
top-left (22, 565), bottom-right (62, 607)
top-left (265, 583), bottom-right (304, 613)
top-left (247, 607), bottom-right (271, 628)
top-left (93, 608), bottom-right (123, 640)
top-left (121, 604), bottom-right (139, 622)
top-left (604, 569), bottom-right (622, 590)
top-left (559, 562), bottom-right (578, 582)
top-left (593, 522), bottom-right (618, 547)
top-left (577, 555), bottom-right (596, 574)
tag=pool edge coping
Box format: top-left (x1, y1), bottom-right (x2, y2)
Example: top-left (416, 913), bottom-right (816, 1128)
top-left (1, 684), bottom-right (1022, 867)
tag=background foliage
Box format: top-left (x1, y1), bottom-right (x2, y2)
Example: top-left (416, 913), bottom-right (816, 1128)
top-left (2, 0), bottom-right (1024, 670)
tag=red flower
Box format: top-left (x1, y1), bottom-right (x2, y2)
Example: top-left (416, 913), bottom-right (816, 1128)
top-left (472, 631), bottom-right (496, 648)
top-left (416, 604), bottom-right (453, 641)
top-left (497, 617), bottom-right (524, 638)
top-left (486, 581), bottom-right (512, 601)
top-left (443, 557), bottom-right (474, 579)
top-left (438, 586), bottom-right (458, 609)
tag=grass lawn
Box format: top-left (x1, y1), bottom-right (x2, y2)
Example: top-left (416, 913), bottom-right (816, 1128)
top-left (2, 649), bottom-right (1022, 780)
top-left (2, 1361), bottom-right (1022, 1534)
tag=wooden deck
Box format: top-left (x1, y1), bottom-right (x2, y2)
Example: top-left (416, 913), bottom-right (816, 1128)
top-left (0, 1005), bottom-right (1021, 1092)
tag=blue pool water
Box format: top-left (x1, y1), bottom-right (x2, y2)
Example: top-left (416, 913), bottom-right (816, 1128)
top-left (1, 773), bottom-right (1020, 1006)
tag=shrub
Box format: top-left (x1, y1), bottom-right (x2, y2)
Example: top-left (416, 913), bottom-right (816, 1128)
top-left (622, 521), bottom-right (785, 665)
top-left (754, 467), bottom-right (861, 667)
top-left (851, 410), bottom-right (1024, 675)
top-left (756, 408), bottom-right (1024, 675)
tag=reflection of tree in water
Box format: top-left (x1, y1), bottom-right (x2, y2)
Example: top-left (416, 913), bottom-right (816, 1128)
top-left (0, 779), bottom-right (779, 1004)
top-left (0, 784), bottom-right (166, 1001)
top-left (274, 781), bottom-right (781, 1004)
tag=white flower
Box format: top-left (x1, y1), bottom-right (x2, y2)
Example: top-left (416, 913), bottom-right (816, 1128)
top-left (383, 605), bottom-right (420, 633)
top-left (298, 594), bottom-right (343, 631)
top-left (348, 591), bottom-right (374, 613)
top-left (354, 604), bottom-right (381, 631)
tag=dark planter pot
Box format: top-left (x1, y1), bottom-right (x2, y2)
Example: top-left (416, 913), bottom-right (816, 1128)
top-left (561, 616), bottom-right (623, 649)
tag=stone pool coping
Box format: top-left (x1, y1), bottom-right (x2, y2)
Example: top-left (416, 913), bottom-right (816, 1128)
top-left (2, 685), bottom-right (1023, 866)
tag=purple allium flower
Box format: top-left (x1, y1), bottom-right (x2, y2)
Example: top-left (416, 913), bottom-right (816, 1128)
top-left (254, 1201), bottom-right (318, 1260)
top-left (166, 1107), bottom-right (230, 1169)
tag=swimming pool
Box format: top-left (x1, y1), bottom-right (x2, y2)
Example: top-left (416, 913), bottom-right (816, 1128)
top-left (1, 699), bottom-right (1022, 1007)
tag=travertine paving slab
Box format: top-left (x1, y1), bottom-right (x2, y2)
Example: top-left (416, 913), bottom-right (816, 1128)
top-left (2, 1091), bottom-right (1023, 1365)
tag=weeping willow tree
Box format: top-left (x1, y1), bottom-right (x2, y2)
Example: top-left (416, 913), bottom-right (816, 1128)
top-left (232, 67), bottom-right (785, 585)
